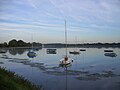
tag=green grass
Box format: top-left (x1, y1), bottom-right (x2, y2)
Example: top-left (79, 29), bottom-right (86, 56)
top-left (0, 67), bottom-right (40, 90)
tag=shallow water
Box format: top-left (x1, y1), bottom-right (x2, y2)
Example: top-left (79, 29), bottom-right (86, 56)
top-left (0, 48), bottom-right (120, 90)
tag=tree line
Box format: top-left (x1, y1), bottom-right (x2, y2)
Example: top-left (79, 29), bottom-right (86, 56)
top-left (0, 39), bottom-right (42, 47)
top-left (44, 42), bottom-right (120, 48)
top-left (0, 39), bottom-right (120, 48)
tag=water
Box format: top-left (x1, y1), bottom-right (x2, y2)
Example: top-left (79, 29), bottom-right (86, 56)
top-left (0, 48), bottom-right (120, 90)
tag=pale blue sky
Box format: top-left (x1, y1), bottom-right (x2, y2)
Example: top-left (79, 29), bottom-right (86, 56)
top-left (0, 0), bottom-right (120, 43)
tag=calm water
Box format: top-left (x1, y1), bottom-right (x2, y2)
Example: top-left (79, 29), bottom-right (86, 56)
top-left (0, 48), bottom-right (120, 90)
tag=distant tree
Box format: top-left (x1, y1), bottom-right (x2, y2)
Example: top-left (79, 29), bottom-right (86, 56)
top-left (26, 42), bottom-right (31, 47)
top-left (0, 43), bottom-right (6, 47)
top-left (32, 42), bottom-right (42, 47)
top-left (3, 42), bottom-right (8, 47)
top-left (0, 43), bottom-right (3, 47)
top-left (17, 40), bottom-right (26, 47)
top-left (8, 39), bottom-right (18, 47)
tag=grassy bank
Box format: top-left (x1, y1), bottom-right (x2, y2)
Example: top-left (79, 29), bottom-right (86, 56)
top-left (0, 67), bottom-right (40, 90)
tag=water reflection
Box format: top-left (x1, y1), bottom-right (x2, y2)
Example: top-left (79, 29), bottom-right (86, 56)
top-left (9, 48), bottom-right (26, 55)
top-left (59, 63), bottom-right (72, 68)
top-left (59, 64), bottom-right (74, 90)
top-left (8, 48), bottom-right (42, 55)
top-left (0, 49), bottom-right (7, 53)
top-left (0, 48), bottom-right (120, 90)
top-left (65, 67), bottom-right (68, 90)
top-left (4, 48), bottom-right (120, 81)
top-left (104, 53), bottom-right (117, 57)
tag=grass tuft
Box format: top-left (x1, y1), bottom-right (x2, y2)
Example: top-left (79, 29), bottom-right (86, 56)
top-left (0, 66), bottom-right (41, 90)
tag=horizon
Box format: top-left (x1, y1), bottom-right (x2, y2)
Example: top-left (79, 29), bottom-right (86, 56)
top-left (0, 0), bottom-right (120, 43)
top-left (0, 38), bottom-right (120, 44)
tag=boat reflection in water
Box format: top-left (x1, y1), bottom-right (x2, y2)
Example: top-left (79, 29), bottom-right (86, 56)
top-left (104, 53), bottom-right (117, 57)
top-left (0, 49), bottom-right (7, 53)
top-left (59, 63), bottom-right (71, 90)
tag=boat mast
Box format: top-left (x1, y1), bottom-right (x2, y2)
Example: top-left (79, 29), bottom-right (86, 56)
top-left (31, 33), bottom-right (33, 50)
top-left (65, 20), bottom-right (67, 57)
top-left (75, 36), bottom-right (77, 51)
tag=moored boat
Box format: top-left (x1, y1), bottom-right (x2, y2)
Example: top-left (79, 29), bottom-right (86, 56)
top-left (59, 57), bottom-right (73, 66)
top-left (27, 51), bottom-right (37, 58)
top-left (59, 21), bottom-right (73, 66)
top-left (46, 48), bottom-right (56, 54)
top-left (69, 51), bottom-right (80, 54)
top-left (104, 50), bottom-right (113, 52)
top-left (80, 49), bottom-right (86, 51)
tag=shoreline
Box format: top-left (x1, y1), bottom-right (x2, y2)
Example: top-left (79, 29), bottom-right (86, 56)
top-left (0, 67), bottom-right (41, 90)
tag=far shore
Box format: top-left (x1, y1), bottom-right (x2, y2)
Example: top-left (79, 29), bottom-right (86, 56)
top-left (0, 45), bottom-right (120, 49)
top-left (0, 39), bottom-right (120, 48)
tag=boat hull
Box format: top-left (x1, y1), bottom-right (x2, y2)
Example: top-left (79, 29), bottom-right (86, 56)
top-left (69, 51), bottom-right (80, 54)
top-left (104, 50), bottom-right (113, 52)
top-left (59, 57), bottom-right (73, 66)
top-left (80, 49), bottom-right (86, 51)
top-left (27, 51), bottom-right (37, 58)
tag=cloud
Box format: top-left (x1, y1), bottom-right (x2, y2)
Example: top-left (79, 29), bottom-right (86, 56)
top-left (0, 0), bottom-right (120, 43)
top-left (49, 0), bottom-right (120, 23)
top-left (26, 0), bottom-right (38, 9)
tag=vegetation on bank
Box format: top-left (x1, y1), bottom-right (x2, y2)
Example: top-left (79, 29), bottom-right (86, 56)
top-left (0, 67), bottom-right (40, 90)
top-left (0, 39), bottom-right (42, 47)
top-left (44, 43), bottom-right (120, 48)
top-left (0, 39), bottom-right (120, 48)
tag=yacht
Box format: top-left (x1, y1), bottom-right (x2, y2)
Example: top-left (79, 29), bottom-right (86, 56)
top-left (59, 21), bottom-right (73, 65)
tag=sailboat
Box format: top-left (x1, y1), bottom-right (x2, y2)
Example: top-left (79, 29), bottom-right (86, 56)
top-left (69, 37), bottom-right (80, 55)
top-left (27, 50), bottom-right (36, 58)
top-left (80, 43), bottom-right (86, 51)
top-left (27, 36), bottom-right (37, 58)
top-left (59, 20), bottom-right (73, 66)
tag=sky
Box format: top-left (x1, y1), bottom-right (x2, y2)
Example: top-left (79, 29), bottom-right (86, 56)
top-left (0, 0), bottom-right (120, 44)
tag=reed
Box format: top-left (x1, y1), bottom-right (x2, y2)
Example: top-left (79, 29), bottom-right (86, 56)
top-left (0, 66), bottom-right (41, 90)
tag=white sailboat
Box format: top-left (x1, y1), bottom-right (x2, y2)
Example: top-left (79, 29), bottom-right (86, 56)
top-left (59, 20), bottom-right (73, 66)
